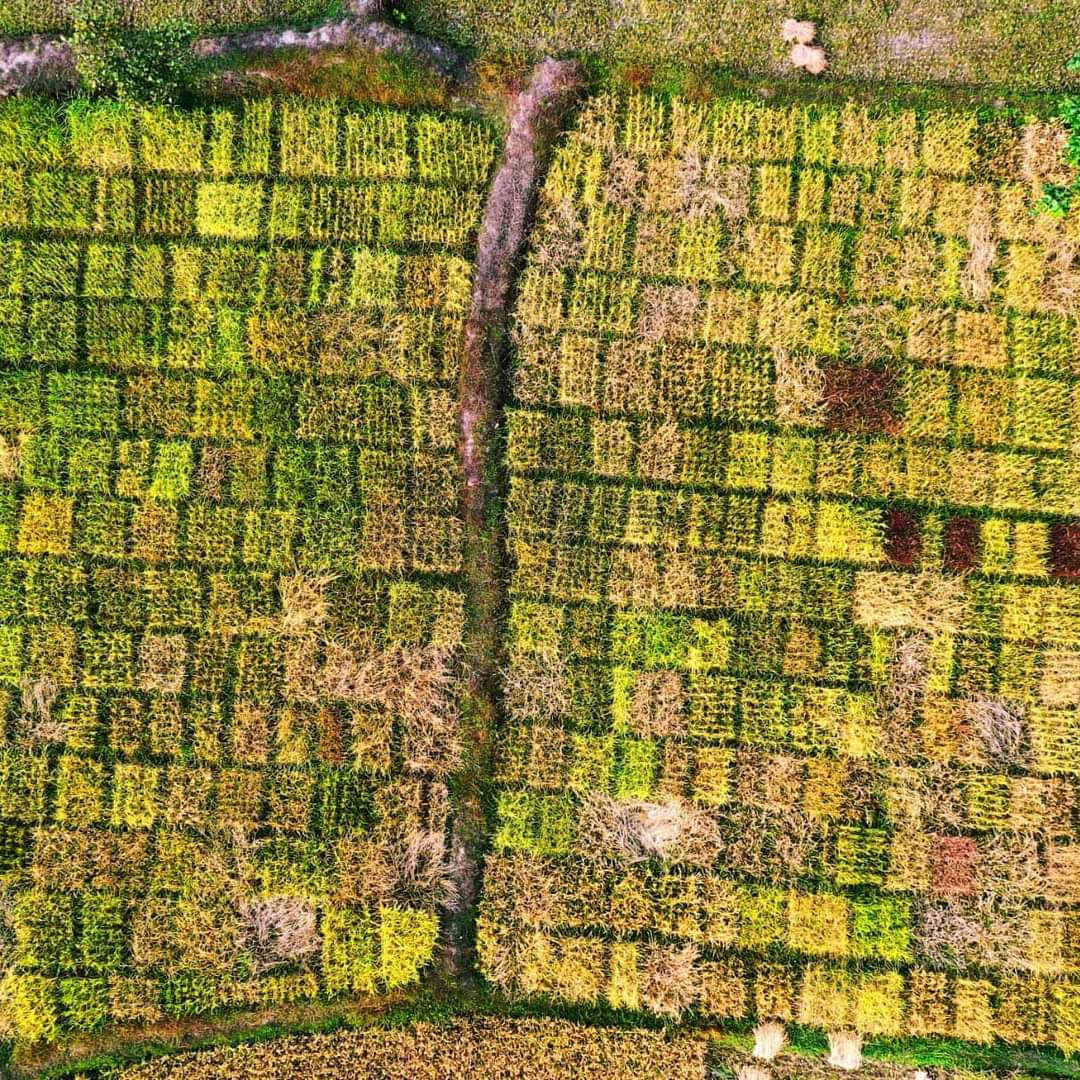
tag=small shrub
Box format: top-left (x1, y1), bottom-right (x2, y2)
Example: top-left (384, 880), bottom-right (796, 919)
top-left (69, 0), bottom-right (198, 106)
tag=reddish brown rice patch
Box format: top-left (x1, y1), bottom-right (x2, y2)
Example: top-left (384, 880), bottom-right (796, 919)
top-left (943, 516), bottom-right (982, 572)
top-left (884, 508), bottom-right (922, 566)
top-left (821, 364), bottom-right (900, 435)
top-left (929, 835), bottom-right (979, 897)
top-left (1050, 522), bottom-right (1080, 579)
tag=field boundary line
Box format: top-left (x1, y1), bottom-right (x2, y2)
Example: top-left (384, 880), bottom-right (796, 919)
top-left (445, 55), bottom-right (584, 980)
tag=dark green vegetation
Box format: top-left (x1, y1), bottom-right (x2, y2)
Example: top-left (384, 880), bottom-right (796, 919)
top-left (70, 0), bottom-right (197, 106)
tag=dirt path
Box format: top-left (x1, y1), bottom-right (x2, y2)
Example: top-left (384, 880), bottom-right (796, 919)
top-left (0, 0), bottom-right (467, 95)
top-left (444, 57), bottom-right (583, 980)
top-left (193, 3), bottom-right (466, 80)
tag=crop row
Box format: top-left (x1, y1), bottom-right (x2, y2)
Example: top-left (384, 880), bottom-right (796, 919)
top-left (4, 100), bottom-right (496, 186)
top-left (507, 411), bottom-right (1080, 521)
top-left (0, 239), bottom-right (471, 316)
top-left (497, 726), bottom-right (1076, 831)
top-left (479, 914), bottom-right (1080, 1049)
top-left (7, 903), bottom-right (437, 1042)
top-left (112, 1017), bottom-right (709, 1079)
top-left (481, 856), bottom-right (1080, 977)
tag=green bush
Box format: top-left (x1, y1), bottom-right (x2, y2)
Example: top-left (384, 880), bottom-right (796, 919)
top-left (69, 0), bottom-right (197, 107)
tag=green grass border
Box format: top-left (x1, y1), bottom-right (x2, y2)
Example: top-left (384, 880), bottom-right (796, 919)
top-left (21, 986), bottom-right (1080, 1079)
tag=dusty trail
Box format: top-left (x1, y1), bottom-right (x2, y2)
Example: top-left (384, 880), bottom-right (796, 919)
top-left (445, 56), bottom-right (583, 979)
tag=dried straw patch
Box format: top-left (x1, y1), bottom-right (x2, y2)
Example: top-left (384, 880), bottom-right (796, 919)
top-left (533, 198), bottom-right (585, 268)
top-left (238, 896), bottom-right (321, 974)
top-left (853, 571), bottom-right (967, 636)
top-left (1020, 119), bottom-right (1073, 198)
top-left (1040, 233), bottom-right (1080, 316)
top-left (752, 1020), bottom-right (788, 1060)
top-left (640, 942), bottom-right (700, 1019)
top-left (916, 900), bottom-right (982, 969)
top-left (679, 154), bottom-right (750, 220)
top-left (639, 284), bottom-right (700, 342)
top-left (321, 643), bottom-right (460, 775)
top-left (602, 152), bottom-right (645, 210)
top-left (279, 568), bottom-right (337, 635)
top-left (1040, 649), bottom-right (1080, 707)
top-left (961, 187), bottom-right (997, 304)
top-left (575, 793), bottom-right (721, 866)
top-left (504, 654), bottom-right (571, 722)
top-left (826, 1031), bottom-right (863, 1071)
top-left (964, 696), bottom-right (1027, 766)
top-left (739, 1068), bottom-right (773, 1080)
top-left (0, 434), bottom-right (23, 481)
top-left (18, 675), bottom-right (61, 743)
top-left (773, 347), bottom-right (825, 426)
top-left (879, 631), bottom-right (930, 758)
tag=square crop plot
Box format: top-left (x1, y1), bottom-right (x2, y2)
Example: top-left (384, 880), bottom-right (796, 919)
top-left (483, 90), bottom-right (1080, 1052)
top-left (0, 96), bottom-right (495, 1045)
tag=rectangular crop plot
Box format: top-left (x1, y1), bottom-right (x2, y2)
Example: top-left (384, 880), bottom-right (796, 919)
top-left (0, 97), bottom-right (495, 1044)
top-left (481, 91), bottom-right (1080, 1051)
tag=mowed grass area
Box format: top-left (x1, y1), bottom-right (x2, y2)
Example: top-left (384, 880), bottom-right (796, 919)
top-left (482, 89), bottom-right (1080, 1053)
top-left (401, 0), bottom-right (1080, 92)
top-left (0, 0), bottom-right (329, 36)
top-left (0, 96), bottom-right (495, 1047)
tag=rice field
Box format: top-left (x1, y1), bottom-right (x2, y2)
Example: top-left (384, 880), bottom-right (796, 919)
top-left (0, 95), bottom-right (495, 1044)
top-left (481, 90), bottom-right (1080, 1053)
top-left (3, 75), bottom-right (1080, 1079)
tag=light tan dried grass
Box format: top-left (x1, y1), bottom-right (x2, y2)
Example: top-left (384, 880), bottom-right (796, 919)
top-left (752, 1020), bottom-right (788, 1060)
top-left (853, 571), bottom-right (967, 636)
top-left (827, 1031), bottom-right (863, 1071)
top-left (773, 346), bottom-right (825, 426)
top-left (321, 643), bottom-right (460, 775)
top-left (575, 793), bottom-right (720, 867)
top-left (279, 567), bottom-right (337, 636)
top-left (640, 943), bottom-right (699, 1019)
top-left (18, 675), bottom-right (62, 744)
top-left (961, 188), bottom-right (997, 303)
top-left (1021, 119), bottom-right (1073, 198)
top-left (238, 896), bottom-right (321, 974)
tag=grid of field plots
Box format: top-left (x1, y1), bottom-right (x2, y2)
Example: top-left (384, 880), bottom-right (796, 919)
top-left (0, 97), bottom-right (494, 1042)
top-left (480, 91), bottom-right (1080, 1050)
